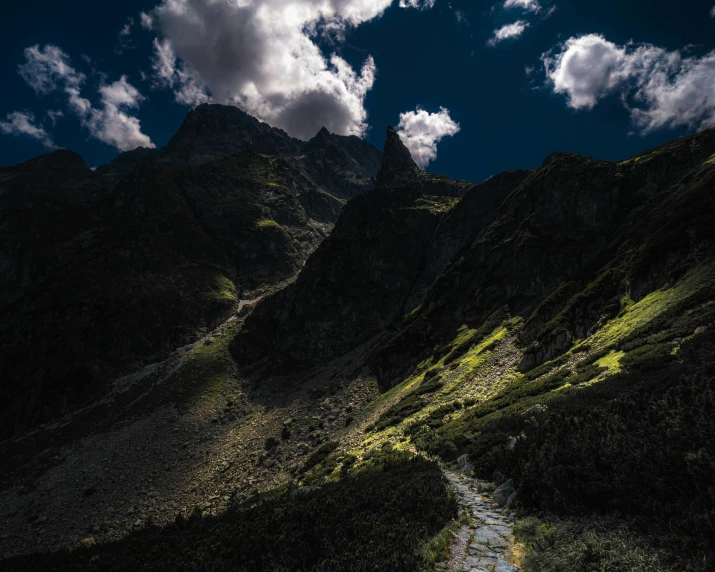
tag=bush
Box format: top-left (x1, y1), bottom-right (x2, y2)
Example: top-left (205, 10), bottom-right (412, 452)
top-left (2, 450), bottom-right (457, 572)
top-left (299, 441), bottom-right (339, 474)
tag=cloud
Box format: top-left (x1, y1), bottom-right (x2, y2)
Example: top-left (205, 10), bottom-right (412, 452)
top-left (541, 34), bottom-right (628, 109)
top-left (399, 0), bottom-right (436, 8)
top-left (140, 11), bottom-right (154, 29)
top-left (119, 18), bottom-right (134, 37)
top-left (47, 109), bottom-right (64, 125)
top-left (146, 0), bottom-right (432, 140)
top-left (84, 77), bottom-right (155, 150)
top-left (116, 17), bottom-right (136, 54)
top-left (0, 111), bottom-right (55, 148)
top-left (711, 6), bottom-right (715, 18)
top-left (18, 44), bottom-right (84, 95)
top-left (542, 34), bottom-right (715, 132)
top-left (396, 106), bottom-right (460, 168)
top-left (150, 38), bottom-right (210, 106)
top-left (488, 20), bottom-right (529, 46)
top-left (504, 0), bottom-right (541, 12)
top-left (17, 44), bottom-right (154, 151)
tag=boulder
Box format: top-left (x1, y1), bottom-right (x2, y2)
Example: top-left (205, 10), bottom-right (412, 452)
top-left (493, 480), bottom-right (516, 507)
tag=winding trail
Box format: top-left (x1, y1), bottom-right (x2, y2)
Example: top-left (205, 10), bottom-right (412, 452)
top-left (439, 470), bottom-right (520, 572)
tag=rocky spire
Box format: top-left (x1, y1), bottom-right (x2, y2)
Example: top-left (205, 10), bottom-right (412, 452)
top-left (375, 126), bottom-right (420, 188)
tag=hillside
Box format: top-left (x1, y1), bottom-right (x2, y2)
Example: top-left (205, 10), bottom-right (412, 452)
top-left (1, 121), bottom-right (714, 572)
top-left (0, 105), bottom-right (382, 439)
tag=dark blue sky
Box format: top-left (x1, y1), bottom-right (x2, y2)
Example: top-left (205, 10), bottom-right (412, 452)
top-left (1, 0), bottom-right (714, 183)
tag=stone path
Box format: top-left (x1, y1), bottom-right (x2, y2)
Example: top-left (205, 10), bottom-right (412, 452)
top-left (438, 470), bottom-right (520, 572)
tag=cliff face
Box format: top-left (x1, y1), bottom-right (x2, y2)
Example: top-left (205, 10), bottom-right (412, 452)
top-left (300, 127), bottom-right (383, 199)
top-left (233, 127), bottom-right (715, 387)
top-left (231, 129), bottom-right (516, 368)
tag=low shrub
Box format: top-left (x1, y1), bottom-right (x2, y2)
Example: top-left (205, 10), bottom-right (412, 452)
top-left (2, 449), bottom-right (457, 571)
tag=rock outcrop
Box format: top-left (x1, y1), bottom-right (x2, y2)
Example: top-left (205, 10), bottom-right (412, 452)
top-left (96, 104), bottom-right (383, 200)
top-left (375, 126), bottom-right (420, 188)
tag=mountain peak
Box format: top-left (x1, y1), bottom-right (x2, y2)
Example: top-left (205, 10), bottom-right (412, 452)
top-left (376, 126), bottom-right (420, 188)
top-left (163, 103), bottom-right (305, 165)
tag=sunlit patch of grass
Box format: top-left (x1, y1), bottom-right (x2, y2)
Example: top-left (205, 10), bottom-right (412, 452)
top-left (174, 322), bottom-right (241, 413)
top-left (202, 273), bottom-right (238, 304)
top-left (594, 350), bottom-right (624, 374)
top-left (596, 263), bottom-right (715, 348)
top-left (256, 218), bottom-right (283, 230)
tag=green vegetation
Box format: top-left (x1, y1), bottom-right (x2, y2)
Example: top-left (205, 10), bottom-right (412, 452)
top-left (4, 448), bottom-right (457, 571)
top-left (413, 195), bottom-right (459, 213)
top-left (420, 507), bottom-right (471, 565)
top-left (174, 322), bottom-right (241, 410)
top-left (357, 262), bottom-right (715, 569)
top-left (256, 218), bottom-right (283, 230)
top-left (407, 328), bottom-right (715, 569)
top-left (203, 273), bottom-right (238, 304)
top-left (514, 516), bottom-right (686, 572)
top-left (366, 393), bottom-right (428, 432)
top-left (298, 441), bottom-right (340, 475)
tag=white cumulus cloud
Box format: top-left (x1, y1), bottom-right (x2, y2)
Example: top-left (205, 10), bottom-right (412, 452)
top-left (0, 111), bottom-right (55, 148)
top-left (17, 44), bottom-right (154, 151)
top-left (396, 106), bottom-right (460, 168)
top-left (84, 77), bottom-right (155, 151)
top-left (711, 6), bottom-right (715, 17)
top-left (488, 20), bottom-right (529, 46)
top-left (146, 0), bottom-right (432, 140)
top-left (542, 33), bottom-right (715, 132)
top-left (504, 0), bottom-right (541, 13)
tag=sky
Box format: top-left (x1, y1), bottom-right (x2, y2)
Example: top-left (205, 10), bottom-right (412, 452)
top-left (1, 0), bottom-right (714, 184)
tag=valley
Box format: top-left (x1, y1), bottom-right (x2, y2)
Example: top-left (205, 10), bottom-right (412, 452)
top-left (1, 106), bottom-right (714, 571)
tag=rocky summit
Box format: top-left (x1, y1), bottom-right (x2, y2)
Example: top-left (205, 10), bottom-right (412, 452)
top-left (1, 111), bottom-right (715, 572)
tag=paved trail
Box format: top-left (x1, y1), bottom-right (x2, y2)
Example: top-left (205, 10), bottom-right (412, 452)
top-left (439, 470), bottom-right (520, 572)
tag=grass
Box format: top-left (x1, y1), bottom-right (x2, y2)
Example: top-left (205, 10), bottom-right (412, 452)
top-left (203, 273), bottom-right (238, 304)
top-left (256, 219), bottom-right (283, 230)
top-left (596, 263), bottom-right (715, 348)
top-left (514, 516), bottom-right (693, 572)
top-left (419, 506), bottom-right (471, 565)
top-left (174, 321), bottom-right (241, 412)
top-left (593, 350), bottom-right (624, 374)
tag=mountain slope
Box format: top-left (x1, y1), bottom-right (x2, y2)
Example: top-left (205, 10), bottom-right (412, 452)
top-left (2, 121), bottom-right (715, 571)
top-left (232, 128), bottom-right (478, 368)
top-left (0, 112), bottom-right (351, 438)
top-left (228, 127), bottom-right (715, 568)
top-left (234, 127), bottom-right (715, 384)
